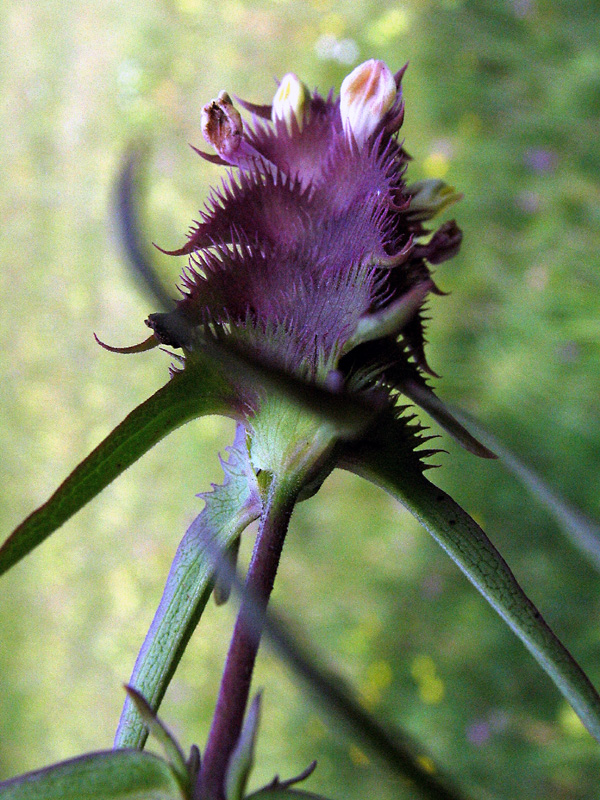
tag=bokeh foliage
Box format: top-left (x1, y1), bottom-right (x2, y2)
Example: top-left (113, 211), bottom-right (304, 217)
top-left (1, 0), bottom-right (599, 798)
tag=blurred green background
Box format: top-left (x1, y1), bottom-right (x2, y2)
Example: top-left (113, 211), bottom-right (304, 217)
top-left (1, 0), bottom-right (600, 798)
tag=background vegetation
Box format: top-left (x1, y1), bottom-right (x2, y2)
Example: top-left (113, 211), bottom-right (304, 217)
top-left (1, 0), bottom-right (599, 798)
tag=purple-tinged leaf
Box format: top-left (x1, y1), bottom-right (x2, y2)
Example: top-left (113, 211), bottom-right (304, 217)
top-left (344, 281), bottom-right (432, 351)
top-left (114, 425), bottom-right (261, 750)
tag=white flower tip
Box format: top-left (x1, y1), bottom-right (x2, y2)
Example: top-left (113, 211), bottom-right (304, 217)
top-left (272, 73), bottom-right (308, 131)
top-left (340, 59), bottom-right (397, 145)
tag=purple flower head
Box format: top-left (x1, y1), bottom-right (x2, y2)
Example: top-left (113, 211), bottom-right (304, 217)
top-left (148, 61), bottom-right (460, 399)
top-left (138, 60), bottom-right (476, 477)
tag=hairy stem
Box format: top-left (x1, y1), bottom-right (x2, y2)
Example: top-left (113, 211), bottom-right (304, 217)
top-left (197, 477), bottom-right (297, 800)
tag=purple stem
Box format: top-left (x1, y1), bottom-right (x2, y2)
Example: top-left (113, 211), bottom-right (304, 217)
top-left (197, 480), bottom-right (297, 800)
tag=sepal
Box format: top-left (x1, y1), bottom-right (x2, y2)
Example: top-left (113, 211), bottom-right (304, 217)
top-left (344, 281), bottom-right (432, 352)
top-left (399, 379), bottom-right (496, 459)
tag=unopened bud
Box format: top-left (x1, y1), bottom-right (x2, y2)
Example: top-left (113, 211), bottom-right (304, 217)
top-left (339, 59), bottom-right (397, 145)
top-left (272, 73), bottom-right (308, 132)
top-left (407, 179), bottom-right (463, 222)
top-left (201, 91), bottom-right (243, 161)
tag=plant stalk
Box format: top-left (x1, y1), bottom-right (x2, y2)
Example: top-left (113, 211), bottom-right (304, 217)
top-left (197, 477), bottom-right (297, 800)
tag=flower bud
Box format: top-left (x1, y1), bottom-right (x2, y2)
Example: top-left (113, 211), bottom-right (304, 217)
top-left (201, 91), bottom-right (243, 161)
top-left (272, 73), bottom-right (308, 132)
top-left (339, 59), bottom-right (397, 146)
top-left (407, 179), bottom-right (463, 222)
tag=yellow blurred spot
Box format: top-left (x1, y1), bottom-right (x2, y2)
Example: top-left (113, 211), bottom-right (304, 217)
top-left (367, 8), bottom-right (410, 46)
top-left (558, 704), bottom-right (587, 738)
top-left (411, 655), bottom-right (445, 705)
top-left (349, 744), bottom-right (370, 767)
top-left (361, 612), bottom-right (383, 638)
top-left (339, 614), bottom-right (382, 656)
top-left (417, 755), bottom-right (436, 774)
top-left (419, 677), bottom-right (445, 705)
top-left (358, 685), bottom-right (380, 711)
top-left (319, 12), bottom-right (346, 36)
top-left (423, 152), bottom-right (449, 179)
top-left (367, 659), bottom-right (393, 689)
top-left (358, 659), bottom-right (393, 709)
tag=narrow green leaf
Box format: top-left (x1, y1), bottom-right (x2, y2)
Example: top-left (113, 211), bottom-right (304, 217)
top-left (225, 694), bottom-right (262, 800)
top-left (343, 420), bottom-right (600, 744)
top-left (114, 425), bottom-right (261, 749)
top-left (0, 750), bottom-right (184, 800)
top-left (0, 359), bottom-right (233, 578)
top-left (449, 407), bottom-right (600, 572)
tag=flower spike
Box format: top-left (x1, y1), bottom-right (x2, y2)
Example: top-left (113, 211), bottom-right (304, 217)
top-left (136, 58), bottom-right (481, 468)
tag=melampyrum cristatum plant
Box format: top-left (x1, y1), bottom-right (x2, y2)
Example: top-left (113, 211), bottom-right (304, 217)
top-left (1, 59), bottom-right (600, 800)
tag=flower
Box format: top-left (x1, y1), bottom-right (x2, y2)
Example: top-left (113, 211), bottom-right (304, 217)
top-left (272, 73), bottom-right (309, 131)
top-left (145, 59), bottom-right (471, 482)
top-left (339, 59), bottom-right (398, 145)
